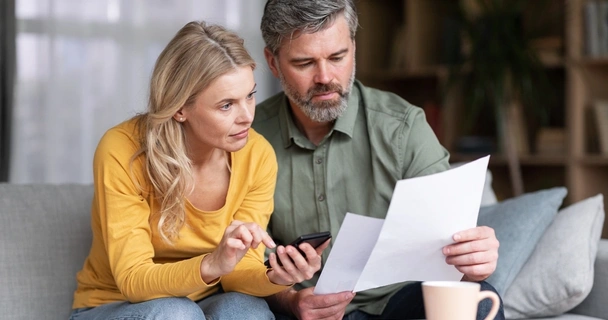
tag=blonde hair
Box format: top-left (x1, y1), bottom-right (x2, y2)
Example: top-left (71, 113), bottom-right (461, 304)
top-left (132, 21), bottom-right (256, 244)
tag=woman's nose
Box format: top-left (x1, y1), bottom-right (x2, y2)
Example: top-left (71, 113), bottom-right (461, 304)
top-left (237, 103), bottom-right (254, 123)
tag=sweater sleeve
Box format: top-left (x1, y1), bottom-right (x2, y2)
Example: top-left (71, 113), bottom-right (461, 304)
top-left (93, 126), bottom-right (213, 303)
top-left (220, 137), bottom-right (289, 296)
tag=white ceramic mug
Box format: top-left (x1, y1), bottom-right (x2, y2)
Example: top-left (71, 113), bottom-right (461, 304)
top-left (422, 281), bottom-right (500, 320)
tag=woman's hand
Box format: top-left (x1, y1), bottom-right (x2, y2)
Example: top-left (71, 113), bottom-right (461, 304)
top-left (265, 239), bottom-right (330, 286)
top-left (200, 220), bottom-right (275, 283)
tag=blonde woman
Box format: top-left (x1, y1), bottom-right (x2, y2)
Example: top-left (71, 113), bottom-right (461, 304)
top-left (69, 21), bottom-right (326, 320)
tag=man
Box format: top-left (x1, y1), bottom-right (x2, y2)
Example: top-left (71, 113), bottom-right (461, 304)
top-left (252, 1), bottom-right (504, 319)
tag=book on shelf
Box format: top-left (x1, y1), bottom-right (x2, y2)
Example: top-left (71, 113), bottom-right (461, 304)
top-left (593, 100), bottom-right (608, 155)
top-left (536, 128), bottom-right (566, 155)
top-left (585, 0), bottom-right (608, 57)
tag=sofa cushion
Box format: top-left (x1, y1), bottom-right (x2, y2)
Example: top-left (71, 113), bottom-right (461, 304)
top-left (503, 194), bottom-right (605, 319)
top-left (477, 187), bottom-right (567, 296)
top-left (570, 239), bottom-right (608, 318)
top-left (0, 184), bottom-right (94, 320)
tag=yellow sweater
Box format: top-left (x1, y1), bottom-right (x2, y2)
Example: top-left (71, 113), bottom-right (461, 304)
top-left (72, 119), bottom-right (287, 308)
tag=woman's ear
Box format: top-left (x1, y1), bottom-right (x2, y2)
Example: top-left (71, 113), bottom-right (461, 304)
top-left (173, 109), bottom-right (185, 122)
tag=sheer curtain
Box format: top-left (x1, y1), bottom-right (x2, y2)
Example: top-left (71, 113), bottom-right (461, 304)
top-left (11, 0), bottom-right (278, 183)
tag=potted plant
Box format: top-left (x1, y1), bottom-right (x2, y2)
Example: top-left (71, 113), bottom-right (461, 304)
top-left (446, 0), bottom-right (555, 196)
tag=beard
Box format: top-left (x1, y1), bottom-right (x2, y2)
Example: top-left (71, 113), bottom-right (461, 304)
top-left (278, 63), bottom-right (356, 123)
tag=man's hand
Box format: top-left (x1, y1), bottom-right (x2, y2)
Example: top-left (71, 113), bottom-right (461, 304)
top-left (292, 287), bottom-right (355, 320)
top-left (443, 226), bottom-right (499, 282)
top-left (268, 287), bottom-right (355, 320)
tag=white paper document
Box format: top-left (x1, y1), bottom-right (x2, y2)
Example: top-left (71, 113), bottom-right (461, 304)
top-left (314, 156), bottom-right (490, 295)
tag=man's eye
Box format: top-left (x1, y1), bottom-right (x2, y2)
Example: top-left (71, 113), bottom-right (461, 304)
top-left (331, 56), bottom-right (344, 62)
top-left (247, 91), bottom-right (257, 100)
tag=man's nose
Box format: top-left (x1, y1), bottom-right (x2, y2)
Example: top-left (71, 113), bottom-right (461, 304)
top-left (313, 61), bottom-right (332, 84)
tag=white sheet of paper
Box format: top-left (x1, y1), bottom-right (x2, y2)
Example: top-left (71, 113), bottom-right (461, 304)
top-left (314, 213), bottom-right (384, 294)
top-left (314, 156), bottom-right (490, 294)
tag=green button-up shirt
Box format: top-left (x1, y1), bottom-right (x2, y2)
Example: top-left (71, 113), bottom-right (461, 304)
top-left (252, 80), bottom-right (450, 315)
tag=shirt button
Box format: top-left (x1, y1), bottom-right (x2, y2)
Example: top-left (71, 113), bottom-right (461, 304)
top-left (318, 194), bottom-right (325, 201)
top-left (316, 158), bottom-right (323, 164)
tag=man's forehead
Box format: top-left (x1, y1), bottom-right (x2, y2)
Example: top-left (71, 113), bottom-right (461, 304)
top-left (277, 17), bottom-right (352, 58)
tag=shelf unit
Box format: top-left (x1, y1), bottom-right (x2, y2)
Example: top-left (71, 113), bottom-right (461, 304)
top-left (355, 0), bottom-right (608, 238)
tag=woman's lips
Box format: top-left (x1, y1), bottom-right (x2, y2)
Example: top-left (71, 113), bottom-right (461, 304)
top-left (231, 128), bottom-right (249, 139)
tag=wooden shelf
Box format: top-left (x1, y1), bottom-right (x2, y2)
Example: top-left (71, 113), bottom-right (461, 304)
top-left (579, 57), bottom-right (608, 66)
top-left (540, 58), bottom-right (566, 68)
top-left (579, 155), bottom-right (608, 166)
top-left (359, 66), bottom-right (446, 80)
top-left (360, 60), bottom-right (561, 81)
top-left (450, 153), bottom-right (568, 166)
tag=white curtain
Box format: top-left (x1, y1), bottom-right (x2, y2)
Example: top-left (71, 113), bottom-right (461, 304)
top-left (11, 0), bottom-right (278, 183)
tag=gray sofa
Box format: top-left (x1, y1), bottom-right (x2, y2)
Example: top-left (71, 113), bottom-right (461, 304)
top-left (0, 183), bottom-right (607, 320)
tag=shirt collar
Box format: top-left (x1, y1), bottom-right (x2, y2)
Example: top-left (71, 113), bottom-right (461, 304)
top-left (277, 81), bottom-right (361, 149)
top-left (333, 82), bottom-right (360, 138)
top-left (277, 95), bottom-right (298, 149)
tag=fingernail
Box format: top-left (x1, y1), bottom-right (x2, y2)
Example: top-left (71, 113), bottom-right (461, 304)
top-left (269, 240), bottom-right (276, 247)
top-left (453, 234), bottom-right (461, 241)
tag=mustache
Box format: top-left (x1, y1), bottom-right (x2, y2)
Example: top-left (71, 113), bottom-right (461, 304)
top-left (307, 82), bottom-right (344, 98)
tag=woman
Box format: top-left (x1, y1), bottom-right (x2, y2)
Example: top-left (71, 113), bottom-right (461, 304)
top-left (70, 21), bottom-right (325, 320)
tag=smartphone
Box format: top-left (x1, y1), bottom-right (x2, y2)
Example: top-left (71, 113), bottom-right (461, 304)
top-left (264, 231), bottom-right (332, 268)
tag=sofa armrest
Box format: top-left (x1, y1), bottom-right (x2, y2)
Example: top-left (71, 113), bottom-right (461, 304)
top-left (570, 238), bottom-right (608, 318)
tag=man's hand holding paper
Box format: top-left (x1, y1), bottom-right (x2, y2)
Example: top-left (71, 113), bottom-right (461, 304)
top-left (444, 225), bottom-right (499, 282)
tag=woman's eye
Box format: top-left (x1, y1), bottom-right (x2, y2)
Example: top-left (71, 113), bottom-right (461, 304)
top-left (220, 103), bottom-right (232, 110)
top-left (247, 91), bottom-right (257, 100)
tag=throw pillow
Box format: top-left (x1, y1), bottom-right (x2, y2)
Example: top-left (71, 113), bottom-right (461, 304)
top-left (477, 187), bottom-right (567, 296)
top-left (503, 194), bottom-right (605, 319)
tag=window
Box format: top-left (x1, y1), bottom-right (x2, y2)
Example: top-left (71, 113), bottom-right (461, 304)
top-left (11, 0), bottom-right (275, 183)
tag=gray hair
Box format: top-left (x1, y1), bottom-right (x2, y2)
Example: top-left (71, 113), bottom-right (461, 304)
top-left (261, 0), bottom-right (358, 55)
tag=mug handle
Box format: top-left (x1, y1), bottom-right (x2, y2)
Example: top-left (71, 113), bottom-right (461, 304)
top-left (478, 291), bottom-right (500, 320)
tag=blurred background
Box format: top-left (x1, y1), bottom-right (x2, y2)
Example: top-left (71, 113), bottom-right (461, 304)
top-left (0, 0), bottom-right (276, 184)
top-left (1, 0), bottom-right (608, 235)
top-left (355, 0), bottom-right (608, 237)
